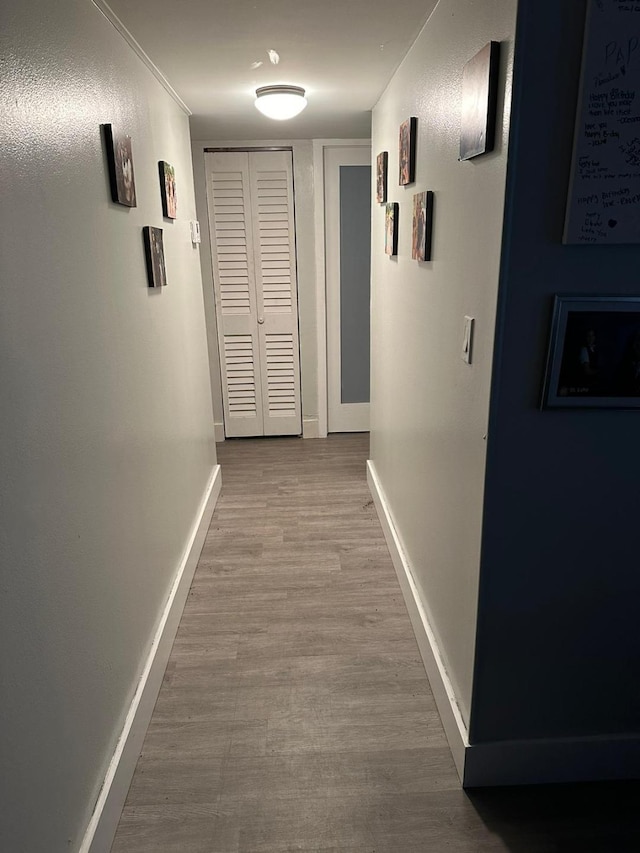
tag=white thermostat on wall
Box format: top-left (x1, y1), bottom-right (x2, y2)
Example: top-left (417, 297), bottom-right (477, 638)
top-left (190, 220), bottom-right (201, 244)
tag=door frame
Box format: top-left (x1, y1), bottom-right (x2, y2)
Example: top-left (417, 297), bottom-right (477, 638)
top-left (192, 138), bottom-right (371, 442)
top-left (324, 145), bottom-right (372, 432)
top-left (312, 139), bottom-right (372, 438)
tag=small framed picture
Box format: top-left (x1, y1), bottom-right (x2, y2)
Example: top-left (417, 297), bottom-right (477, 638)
top-left (412, 191), bottom-right (434, 261)
top-left (385, 202), bottom-right (399, 256)
top-left (143, 226), bottom-right (167, 288)
top-left (376, 152), bottom-right (388, 204)
top-left (399, 118), bottom-right (417, 186)
top-left (159, 161), bottom-right (177, 219)
top-left (459, 41), bottom-right (500, 161)
top-left (542, 296), bottom-right (640, 408)
top-left (103, 124), bottom-right (137, 207)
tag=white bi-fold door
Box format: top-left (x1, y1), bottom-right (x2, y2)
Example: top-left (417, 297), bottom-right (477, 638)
top-left (206, 150), bottom-right (302, 437)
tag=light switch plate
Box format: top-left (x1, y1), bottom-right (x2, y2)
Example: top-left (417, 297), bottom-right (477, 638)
top-left (462, 316), bottom-right (474, 364)
top-left (190, 220), bottom-right (201, 244)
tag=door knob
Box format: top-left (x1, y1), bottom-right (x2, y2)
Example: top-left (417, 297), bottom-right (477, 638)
top-left (258, 317), bottom-right (265, 324)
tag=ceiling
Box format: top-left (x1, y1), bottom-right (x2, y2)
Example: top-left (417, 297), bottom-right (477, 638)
top-left (105, 0), bottom-right (439, 140)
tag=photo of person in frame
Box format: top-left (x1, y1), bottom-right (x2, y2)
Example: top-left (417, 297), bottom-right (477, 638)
top-left (160, 161), bottom-right (177, 219)
top-left (385, 202), bottom-right (398, 256)
top-left (143, 226), bottom-right (167, 288)
top-left (558, 318), bottom-right (606, 396)
top-left (115, 134), bottom-right (136, 207)
top-left (555, 310), bottom-right (640, 399)
top-left (412, 192), bottom-right (426, 260)
top-left (103, 124), bottom-right (137, 207)
top-left (543, 297), bottom-right (640, 408)
top-left (376, 152), bottom-right (388, 204)
top-left (577, 327), bottom-right (600, 392)
top-left (398, 118), bottom-right (416, 186)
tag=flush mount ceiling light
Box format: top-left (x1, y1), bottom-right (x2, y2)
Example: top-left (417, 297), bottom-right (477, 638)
top-left (254, 85), bottom-right (307, 120)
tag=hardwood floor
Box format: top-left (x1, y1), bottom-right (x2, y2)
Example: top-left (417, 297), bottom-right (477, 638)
top-left (111, 434), bottom-right (640, 852)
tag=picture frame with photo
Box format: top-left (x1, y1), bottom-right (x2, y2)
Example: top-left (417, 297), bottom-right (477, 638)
top-left (376, 152), bottom-right (388, 204)
top-left (411, 190), bottom-right (434, 261)
top-left (159, 161), bottom-right (177, 219)
top-left (103, 124), bottom-right (137, 207)
top-left (385, 202), bottom-right (399, 256)
top-left (459, 41), bottom-right (500, 162)
top-left (542, 296), bottom-right (640, 408)
top-left (143, 226), bottom-right (167, 288)
top-left (399, 118), bottom-right (417, 186)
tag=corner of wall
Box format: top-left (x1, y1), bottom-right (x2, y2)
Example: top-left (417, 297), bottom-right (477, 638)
top-left (192, 141), bottom-right (226, 430)
top-left (367, 460), bottom-right (468, 781)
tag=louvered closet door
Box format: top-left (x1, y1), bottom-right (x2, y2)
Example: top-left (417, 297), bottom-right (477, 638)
top-left (207, 151), bottom-right (264, 436)
top-left (206, 150), bottom-right (301, 438)
top-left (248, 151), bottom-right (301, 437)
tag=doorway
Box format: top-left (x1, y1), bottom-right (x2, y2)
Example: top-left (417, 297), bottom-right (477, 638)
top-left (324, 144), bottom-right (372, 432)
top-left (205, 149), bottom-right (302, 438)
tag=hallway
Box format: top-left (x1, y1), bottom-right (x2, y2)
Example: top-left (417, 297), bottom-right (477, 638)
top-left (111, 434), bottom-right (640, 852)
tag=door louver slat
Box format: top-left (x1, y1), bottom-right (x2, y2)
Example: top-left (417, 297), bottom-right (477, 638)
top-left (223, 335), bottom-right (257, 416)
top-left (211, 170), bottom-right (251, 316)
top-left (265, 333), bottom-right (297, 415)
top-left (255, 169), bottom-right (293, 313)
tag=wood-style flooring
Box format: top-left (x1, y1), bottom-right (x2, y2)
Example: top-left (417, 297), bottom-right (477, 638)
top-left (112, 434), bottom-right (640, 852)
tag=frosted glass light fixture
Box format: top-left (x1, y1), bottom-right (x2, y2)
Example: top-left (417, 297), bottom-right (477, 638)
top-left (254, 85), bottom-right (307, 120)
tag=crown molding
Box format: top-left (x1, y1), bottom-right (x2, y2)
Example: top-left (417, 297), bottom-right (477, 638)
top-left (91, 0), bottom-right (192, 116)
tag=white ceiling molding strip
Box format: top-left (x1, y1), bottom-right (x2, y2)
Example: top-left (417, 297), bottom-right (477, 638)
top-left (91, 0), bottom-right (192, 116)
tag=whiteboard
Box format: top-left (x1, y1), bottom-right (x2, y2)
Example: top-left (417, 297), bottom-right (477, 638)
top-left (564, 0), bottom-right (640, 244)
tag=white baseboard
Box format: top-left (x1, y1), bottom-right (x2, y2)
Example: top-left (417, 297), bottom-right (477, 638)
top-left (214, 422), bottom-right (225, 442)
top-left (303, 417), bottom-right (323, 439)
top-left (79, 464), bottom-right (222, 853)
top-left (367, 461), bottom-right (468, 781)
top-left (368, 460), bottom-right (640, 788)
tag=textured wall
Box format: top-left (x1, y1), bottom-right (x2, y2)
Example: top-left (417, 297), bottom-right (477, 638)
top-left (369, 0), bottom-right (517, 725)
top-left (471, 0), bottom-right (640, 744)
top-left (0, 0), bottom-right (216, 849)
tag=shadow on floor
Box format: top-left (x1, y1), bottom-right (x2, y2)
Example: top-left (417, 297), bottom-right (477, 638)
top-left (466, 780), bottom-right (640, 852)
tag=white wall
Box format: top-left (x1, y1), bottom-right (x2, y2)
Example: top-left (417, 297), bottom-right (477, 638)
top-left (192, 138), bottom-right (320, 438)
top-left (369, 0), bottom-right (517, 726)
top-left (0, 0), bottom-right (216, 849)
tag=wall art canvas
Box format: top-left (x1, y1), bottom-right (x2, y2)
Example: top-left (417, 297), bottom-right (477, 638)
top-left (103, 124), bottom-right (137, 207)
top-left (159, 161), bottom-right (177, 219)
top-left (411, 190), bottom-right (434, 261)
top-left (376, 152), bottom-right (388, 204)
top-left (385, 202), bottom-right (399, 256)
top-left (143, 226), bottom-right (167, 288)
top-left (459, 41), bottom-right (500, 161)
top-left (399, 118), bottom-right (417, 186)
top-left (542, 296), bottom-right (640, 408)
